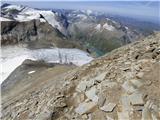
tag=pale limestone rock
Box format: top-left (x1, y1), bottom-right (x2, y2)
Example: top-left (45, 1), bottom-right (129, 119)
top-left (106, 115), bottom-right (114, 120)
top-left (85, 86), bottom-right (99, 103)
top-left (122, 81), bottom-right (137, 94)
top-left (151, 111), bottom-right (159, 120)
top-left (75, 101), bottom-right (96, 115)
top-left (88, 114), bottom-right (92, 120)
top-left (141, 100), bottom-right (157, 120)
top-left (100, 103), bottom-right (116, 112)
top-left (94, 72), bottom-right (106, 82)
top-left (129, 92), bottom-right (144, 105)
top-left (102, 81), bottom-right (117, 88)
top-left (130, 79), bottom-right (143, 88)
top-left (35, 112), bottom-right (52, 120)
top-left (117, 111), bottom-right (130, 120)
top-left (120, 95), bottom-right (132, 111)
top-left (86, 79), bottom-right (95, 88)
top-left (98, 94), bottom-right (106, 107)
top-left (142, 107), bottom-right (152, 120)
top-left (76, 81), bottom-right (87, 92)
top-left (82, 114), bottom-right (88, 119)
top-left (136, 72), bottom-right (144, 79)
top-left (73, 93), bottom-right (85, 104)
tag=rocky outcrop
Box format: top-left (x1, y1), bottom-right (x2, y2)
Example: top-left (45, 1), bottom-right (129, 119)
top-left (1, 32), bottom-right (160, 120)
top-left (1, 20), bottom-right (82, 49)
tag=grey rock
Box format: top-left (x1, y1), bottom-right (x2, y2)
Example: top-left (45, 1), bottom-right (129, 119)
top-left (102, 81), bottom-right (117, 88)
top-left (142, 107), bottom-right (152, 120)
top-left (120, 95), bottom-right (132, 111)
top-left (130, 79), bottom-right (143, 88)
top-left (100, 103), bottom-right (116, 112)
top-left (129, 92), bottom-right (144, 105)
top-left (35, 112), bottom-right (52, 120)
top-left (117, 111), bottom-right (130, 120)
top-left (94, 72), bottom-right (106, 82)
top-left (122, 81), bottom-right (137, 94)
top-left (98, 94), bottom-right (106, 107)
top-left (75, 101), bottom-right (96, 115)
top-left (76, 81), bottom-right (87, 92)
top-left (85, 86), bottom-right (99, 103)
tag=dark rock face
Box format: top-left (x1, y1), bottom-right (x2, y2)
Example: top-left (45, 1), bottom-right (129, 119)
top-left (1, 20), bottom-right (38, 44)
top-left (1, 20), bottom-right (81, 49)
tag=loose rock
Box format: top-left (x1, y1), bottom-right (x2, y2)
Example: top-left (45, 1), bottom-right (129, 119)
top-left (85, 86), bottom-right (99, 103)
top-left (100, 103), bottom-right (116, 112)
top-left (75, 101), bottom-right (97, 115)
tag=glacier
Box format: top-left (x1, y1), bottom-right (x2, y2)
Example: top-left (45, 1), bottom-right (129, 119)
top-left (0, 45), bottom-right (93, 84)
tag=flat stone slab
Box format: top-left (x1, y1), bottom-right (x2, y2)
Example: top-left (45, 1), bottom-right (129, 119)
top-left (142, 107), bottom-right (152, 120)
top-left (100, 103), bottom-right (116, 112)
top-left (120, 95), bottom-right (131, 111)
top-left (122, 81), bottom-right (137, 94)
top-left (98, 94), bottom-right (106, 107)
top-left (94, 72), bottom-right (106, 82)
top-left (129, 92), bottom-right (144, 105)
top-left (75, 101), bottom-right (97, 115)
top-left (76, 81), bottom-right (87, 92)
top-left (85, 86), bottom-right (99, 103)
top-left (130, 79), bottom-right (143, 88)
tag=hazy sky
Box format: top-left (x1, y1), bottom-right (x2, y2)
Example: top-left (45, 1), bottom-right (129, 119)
top-left (2, 0), bottom-right (160, 23)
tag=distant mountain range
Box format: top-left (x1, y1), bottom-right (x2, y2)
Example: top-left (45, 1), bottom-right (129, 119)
top-left (1, 3), bottom-right (159, 56)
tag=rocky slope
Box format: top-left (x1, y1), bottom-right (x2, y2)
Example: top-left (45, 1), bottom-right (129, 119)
top-left (1, 32), bottom-right (160, 120)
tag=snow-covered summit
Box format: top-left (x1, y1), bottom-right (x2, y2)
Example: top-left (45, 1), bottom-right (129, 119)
top-left (1, 4), bottom-right (63, 33)
top-left (95, 22), bottom-right (115, 31)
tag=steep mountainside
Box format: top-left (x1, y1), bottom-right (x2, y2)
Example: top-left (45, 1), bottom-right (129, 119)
top-left (1, 32), bottom-right (160, 120)
top-left (1, 20), bottom-right (81, 49)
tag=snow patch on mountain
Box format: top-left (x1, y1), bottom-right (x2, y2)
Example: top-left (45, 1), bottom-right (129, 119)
top-left (38, 11), bottom-right (62, 31)
top-left (0, 45), bottom-right (93, 83)
top-left (86, 9), bottom-right (93, 15)
top-left (4, 4), bottom-right (23, 11)
top-left (2, 4), bottom-right (63, 33)
top-left (103, 23), bottom-right (115, 31)
top-left (77, 14), bottom-right (87, 20)
top-left (95, 24), bottom-right (101, 31)
top-left (0, 17), bottom-right (12, 21)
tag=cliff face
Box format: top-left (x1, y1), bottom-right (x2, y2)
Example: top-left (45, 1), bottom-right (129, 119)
top-left (1, 20), bottom-right (81, 49)
top-left (1, 32), bottom-right (160, 120)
